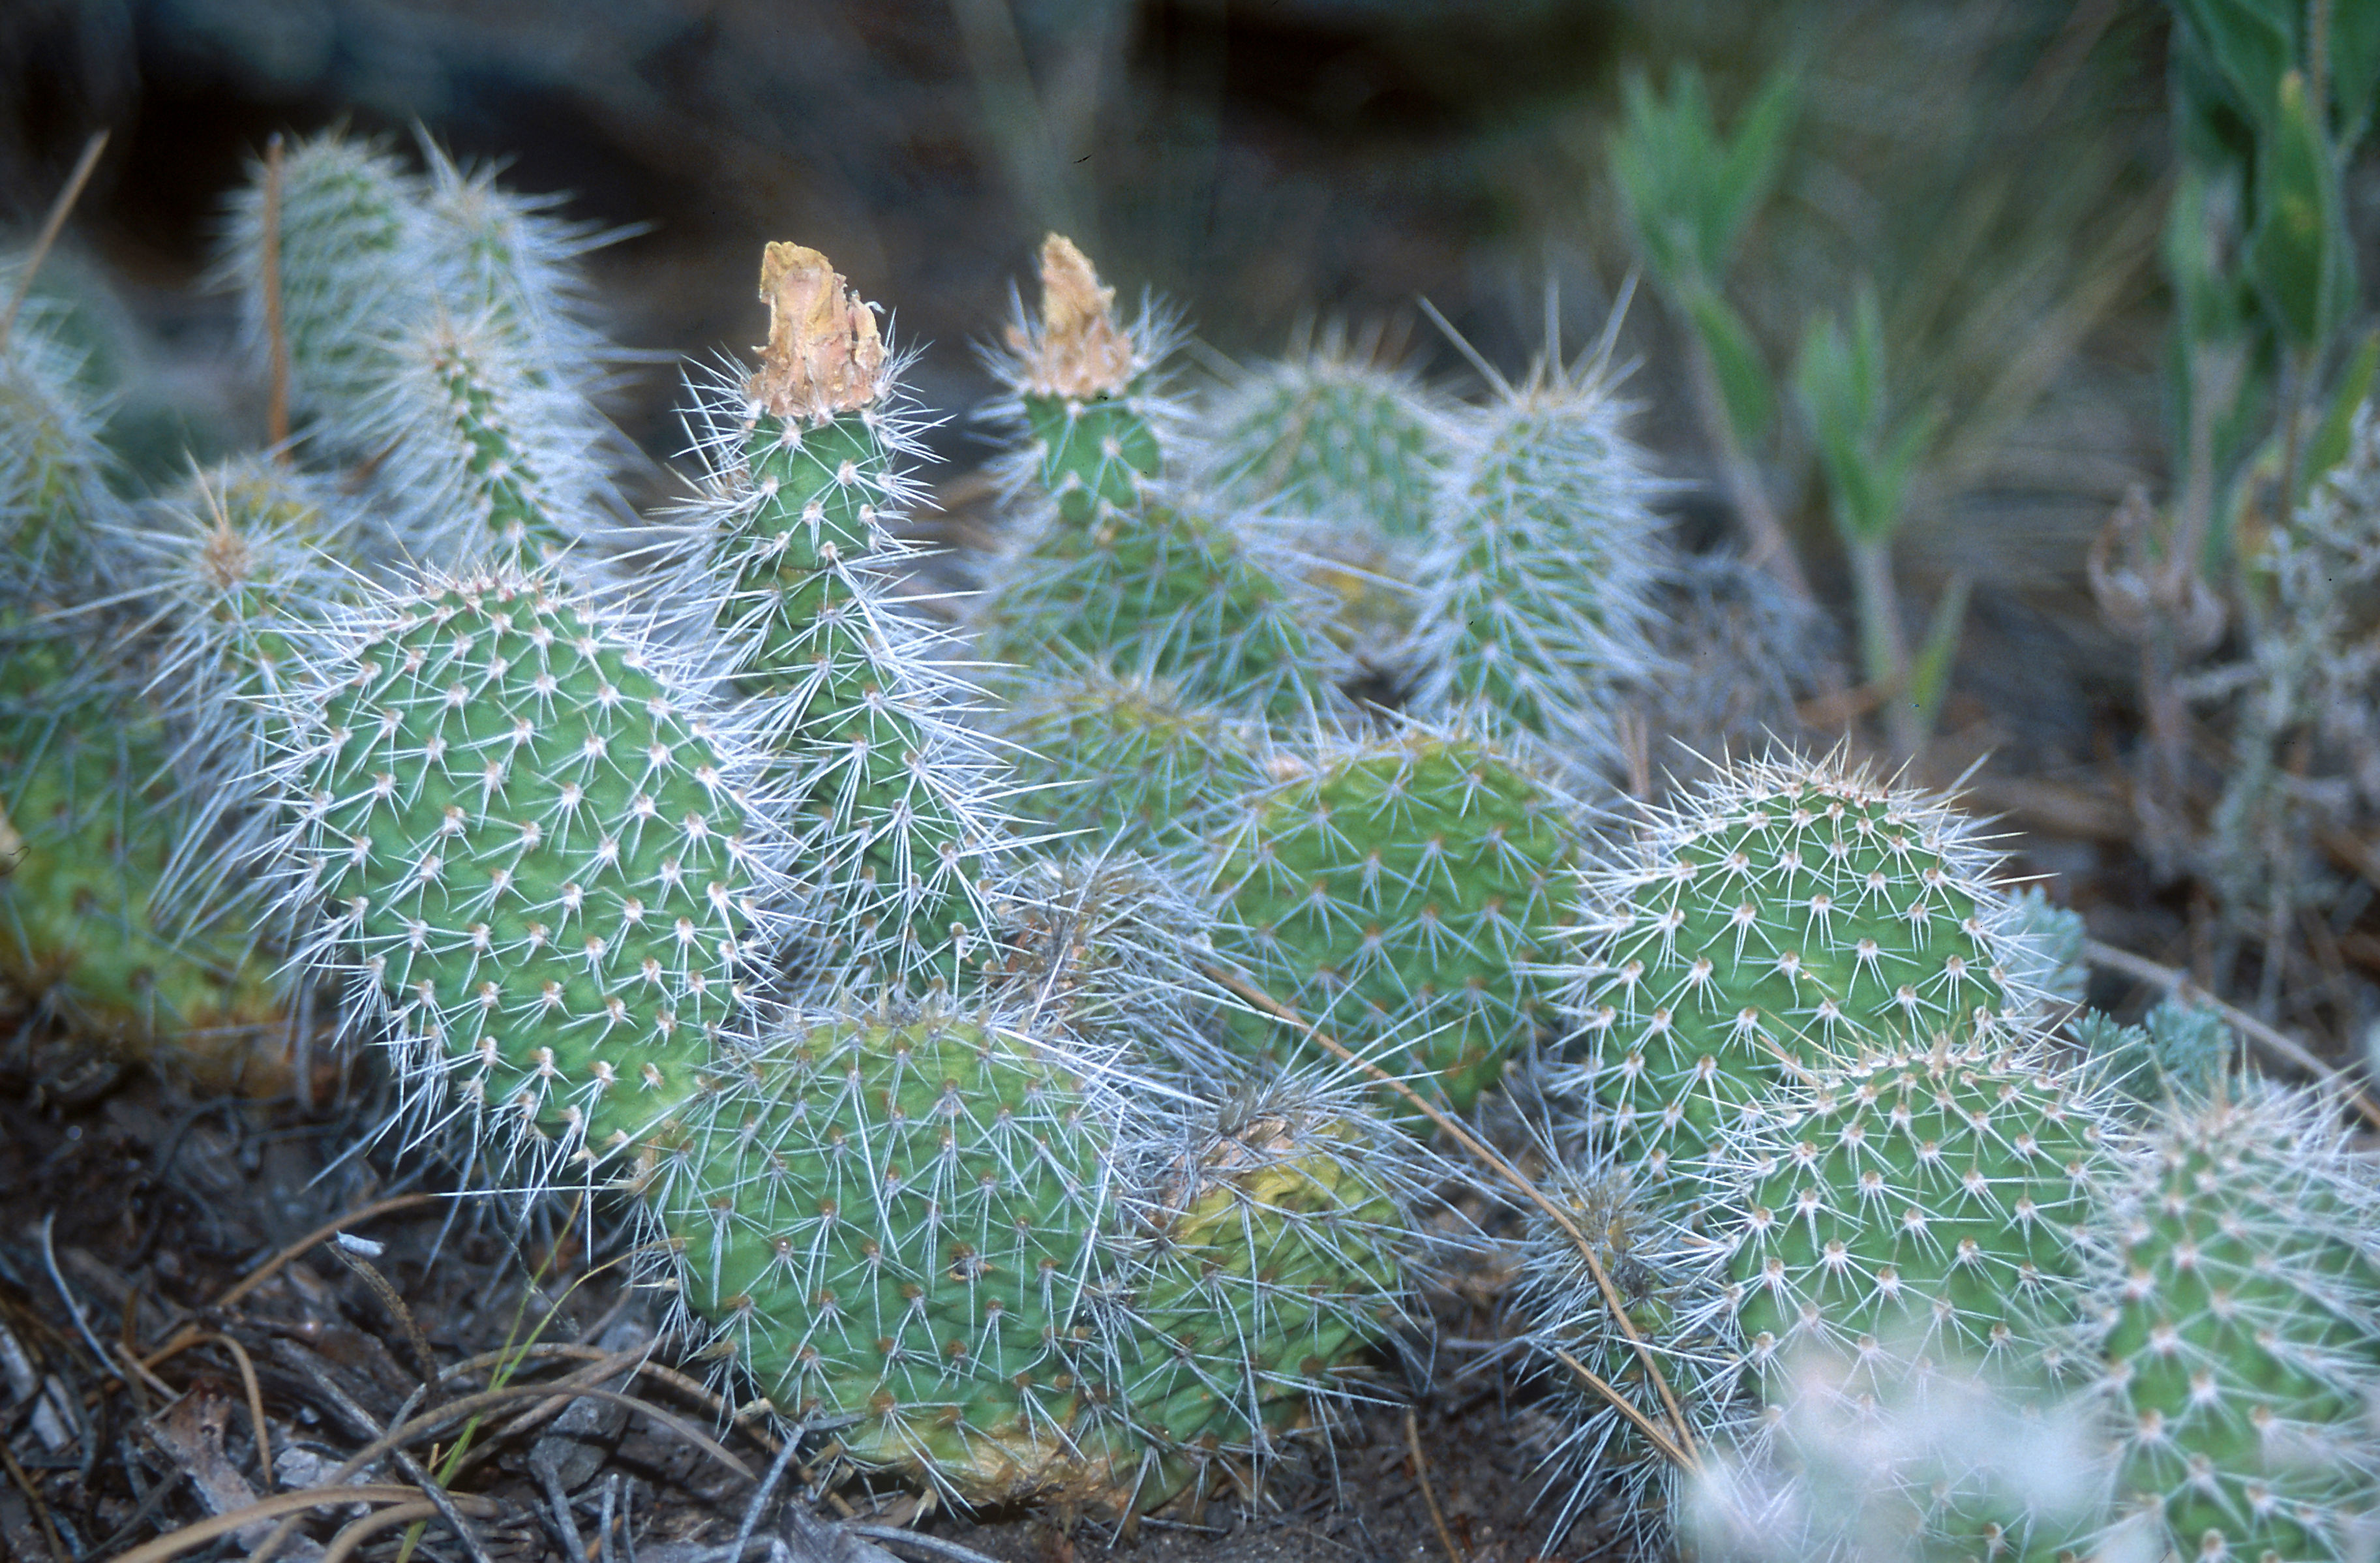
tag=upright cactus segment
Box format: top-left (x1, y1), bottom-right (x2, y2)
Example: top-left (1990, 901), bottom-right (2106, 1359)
top-left (217, 133), bottom-right (428, 438)
top-left (0, 633), bottom-right (289, 1091)
top-left (1209, 723), bottom-right (1579, 1115)
top-left (219, 131), bottom-right (624, 569)
top-left (1201, 342), bottom-right (1448, 541)
top-left (1, 282), bottom-right (117, 598)
top-left (2070, 1080), bottom-right (2380, 1563)
top-left (999, 665), bottom-right (1265, 858)
top-left (976, 236), bottom-right (1342, 720)
top-left (1563, 748), bottom-right (2028, 1182)
top-left (1409, 334), bottom-right (1667, 774)
top-left (677, 243), bottom-right (1004, 988)
top-left (266, 566), bottom-right (792, 1172)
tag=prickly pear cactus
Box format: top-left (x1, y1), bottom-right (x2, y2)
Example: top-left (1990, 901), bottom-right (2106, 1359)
top-left (634, 1006), bottom-right (1414, 1513)
top-left (1201, 344), bottom-right (1447, 541)
top-left (638, 1007), bottom-right (1128, 1504)
top-left (217, 133), bottom-right (427, 435)
top-left (678, 243), bottom-right (1006, 988)
top-left (1705, 1037), bottom-right (2118, 1407)
top-left (0, 639), bottom-right (288, 1091)
top-left (1211, 723), bottom-right (1578, 1114)
top-left (976, 235), bottom-right (1342, 720)
top-left (999, 665), bottom-right (1265, 857)
top-left (1563, 748), bottom-right (2028, 1180)
top-left (1409, 342), bottom-right (1668, 774)
top-left (268, 566), bottom-right (791, 1169)
top-left (1099, 1081), bottom-right (1415, 1498)
top-left (2071, 1080), bottom-right (2380, 1563)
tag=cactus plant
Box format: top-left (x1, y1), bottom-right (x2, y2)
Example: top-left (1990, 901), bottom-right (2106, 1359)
top-left (975, 236), bottom-right (1344, 720)
top-left (636, 1006), bottom-right (1416, 1511)
top-left (1407, 323), bottom-right (1670, 776)
top-left (997, 664), bottom-right (1265, 859)
top-left (1208, 721), bottom-right (1580, 1115)
top-left (2064, 1078), bottom-right (2380, 1563)
top-left (262, 564), bottom-right (796, 1171)
top-left (0, 635), bottom-right (290, 1093)
top-left (1562, 748), bottom-right (2031, 1182)
top-left (673, 243), bottom-right (1008, 988)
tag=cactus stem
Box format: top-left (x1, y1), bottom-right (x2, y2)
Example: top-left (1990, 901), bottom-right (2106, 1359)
top-left (1201, 959), bottom-right (1701, 1467)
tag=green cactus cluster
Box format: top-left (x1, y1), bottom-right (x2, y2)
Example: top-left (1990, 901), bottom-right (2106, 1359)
top-left (1, 150), bottom-right (1470, 1521)
top-left (1513, 746), bottom-right (2380, 1563)
top-left (10, 109), bottom-right (2378, 1552)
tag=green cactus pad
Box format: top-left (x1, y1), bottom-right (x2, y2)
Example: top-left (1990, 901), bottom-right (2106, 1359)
top-left (1412, 361), bottom-right (1666, 772)
top-left (1203, 354), bottom-right (1446, 540)
top-left (1711, 1038), bottom-right (2114, 1395)
top-left (1104, 1099), bottom-right (1410, 1485)
top-left (638, 1009), bottom-right (1129, 1506)
top-left (1566, 750), bottom-right (2026, 1181)
top-left (2080, 1082), bottom-right (2380, 1563)
top-left (0, 635), bottom-right (288, 1091)
top-left (222, 133), bottom-right (427, 431)
top-left (976, 489), bottom-right (1343, 722)
top-left (1023, 391), bottom-right (1164, 530)
top-left (1000, 667), bottom-right (1265, 857)
top-left (1691, 1038), bottom-right (2124, 1563)
top-left (284, 569), bottom-right (782, 1161)
top-left (1212, 726), bottom-right (1579, 1114)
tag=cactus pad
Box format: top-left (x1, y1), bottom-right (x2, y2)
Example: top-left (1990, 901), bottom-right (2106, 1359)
top-left (1212, 725), bottom-right (1578, 1114)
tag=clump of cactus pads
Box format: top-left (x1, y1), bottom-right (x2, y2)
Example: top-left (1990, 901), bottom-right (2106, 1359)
top-left (974, 235), bottom-right (1343, 719)
top-left (1407, 316), bottom-right (1668, 776)
top-left (264, 564), bottom-right (794, 1174)
top-left (2064, 1078), bottom-right (2380, 1563)
top-left (674, 243), bottom-right (1008, 988)
top-left (1562, 748), bottom-right (2031, 1182)
top-left (631, 1003), bottom-right (1417, 1513)
top-left (0, 633), bottom-right (290, 1093)
top-left (1209, 720), bottom-right (1580, 1115)
top-left (218, 132), bottom-right (625, 569)
top-left (1200, 329), bottom-right (1450, 543)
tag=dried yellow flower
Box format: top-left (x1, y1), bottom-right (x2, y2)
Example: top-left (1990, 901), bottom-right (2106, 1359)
top-left (746, 242), bottom-right (886, 421)
top-left (1004, 234), bottom-right (1137, 401)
